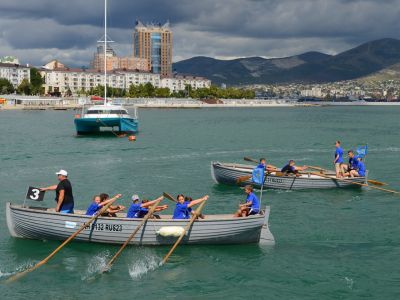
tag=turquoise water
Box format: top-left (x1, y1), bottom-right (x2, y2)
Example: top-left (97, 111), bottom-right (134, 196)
top-left (0, 107), bottom-right (399, 299)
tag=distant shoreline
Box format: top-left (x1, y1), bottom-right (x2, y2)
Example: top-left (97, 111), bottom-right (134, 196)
top-left (1, 100), bottom-right (400, 111)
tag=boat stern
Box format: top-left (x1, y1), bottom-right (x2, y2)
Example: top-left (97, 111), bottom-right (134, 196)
top-left (6, 202), bottom-right (21, 238)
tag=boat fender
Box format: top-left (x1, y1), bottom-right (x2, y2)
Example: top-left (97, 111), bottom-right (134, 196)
top-left (157, 226), bottom-right (185, 237)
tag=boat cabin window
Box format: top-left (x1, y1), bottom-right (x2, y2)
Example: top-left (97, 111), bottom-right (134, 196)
top-left (86, 110), bottom-right (128, 115)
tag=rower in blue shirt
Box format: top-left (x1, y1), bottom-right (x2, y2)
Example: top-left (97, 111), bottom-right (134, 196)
top-left (348, 157), bottom-right (366, 178)
top-left (86, 194), bottom-right (122, 216)
top-left (342, 150), bottom-right (357, 176)
top-left (126, 195), bottom-right (167, 218)
top-left (334, 140), bottom-right (344, 177)
top-left (257, 158), bottom-right (278, 172)
top-left (234, 185), bottom-right (260, 217)
top-left (173, 194), bottom-right (208, 219)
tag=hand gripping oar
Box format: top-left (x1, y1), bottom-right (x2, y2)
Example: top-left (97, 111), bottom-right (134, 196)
top-left (161, 200), bottom-right (207, 265)
top-left (307, 172), bottom-right (400, 195)
top-left (307, 165), bottom-right (387, 186)
top-left (6, 196), bottom-right (120, 283)
top-left (101, 197), bottom-right (163, 273)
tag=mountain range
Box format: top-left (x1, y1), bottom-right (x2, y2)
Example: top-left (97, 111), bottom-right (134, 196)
top-left (173, 38), bottom-right (400, 85)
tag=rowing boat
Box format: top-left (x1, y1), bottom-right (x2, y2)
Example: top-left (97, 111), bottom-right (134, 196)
top-left (6, 202), bottom-right (275, 246)
top-left (211, 162), bottom-right (367, 190)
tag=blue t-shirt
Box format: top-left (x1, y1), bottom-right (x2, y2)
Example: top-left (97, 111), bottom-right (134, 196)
top-left (246, 192), bottom-right (260, 212)
top-left (335, 147), bottom-right (344, 163)
top-left (127, 203), bottom-right (148, 218)
top-left (86, 203), bottom-right (101, 216)
top-left (257, 163), bottom-right (266, 169)
top-left (173, 202), bottom-right (189, 219)
top-left (357, 161), bottom-right (366, 176)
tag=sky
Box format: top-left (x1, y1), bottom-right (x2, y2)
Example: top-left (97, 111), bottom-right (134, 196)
top-left (0, 0), bottom-right (399, 67)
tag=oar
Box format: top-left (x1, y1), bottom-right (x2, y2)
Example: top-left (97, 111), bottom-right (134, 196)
top-left (308, 165), bottom-right (387, 186)
top-left (307, 172), bottom-right (400, 195)
top-left (101, 197), bottom-right (163, 273)
top-left (163, 192), bottom-right (178, 203)
top-left (6, 197), bottom-right (120, 283)
top-left (236, 175), bottom-right (252, 184)
top-left (161, 201), bottom-right (206, 265)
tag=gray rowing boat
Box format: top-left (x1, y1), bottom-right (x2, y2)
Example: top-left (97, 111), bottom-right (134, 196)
top-left (6, 202), bottom-right (275, 246)
top-left (211, 162), bottom-right (367, 190)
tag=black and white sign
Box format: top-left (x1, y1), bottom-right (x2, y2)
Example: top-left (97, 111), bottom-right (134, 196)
top-left (26, 186), bottom-right (45, 201)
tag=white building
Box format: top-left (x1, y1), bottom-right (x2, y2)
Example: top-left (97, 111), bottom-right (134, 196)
top-left (0, 62), bottom-right (30, 88)
top-left (40, 64), bottom-right (211, 95)
top-left (161, 75), bottom-right (211, 92)
top-left (300, 87), bottom-right (324, 98)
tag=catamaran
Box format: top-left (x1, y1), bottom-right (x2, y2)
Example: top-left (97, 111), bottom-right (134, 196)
top-left (74, 0), bottom-right (138, 135)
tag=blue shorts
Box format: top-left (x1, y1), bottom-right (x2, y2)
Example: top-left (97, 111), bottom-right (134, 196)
top-left (60, 208), bottom-right (74, 214)
top-left (358, 172), bottom-right (366, 177)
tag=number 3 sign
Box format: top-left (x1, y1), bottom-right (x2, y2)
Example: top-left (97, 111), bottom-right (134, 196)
top-left (26, 186), bottom-right (45, 201)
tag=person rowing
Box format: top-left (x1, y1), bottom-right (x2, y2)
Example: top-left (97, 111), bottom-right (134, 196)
top-left (173, 194), bottom-right (208, 219)
top-left (281, 160), bottom-right (308, 176)
top-left (85, 194), bottom-right (122, 216)
top-left (341, 150), bottom-right (357, 175)
top-left (257, 158), bottom-right (277, 172)
top-left (40, 169), bottom-right (74, 213)
top-left (234, 185), bottom-right (260, 217)
top-left (346, 156), bottom-right (367, 178)
top-left (99, 193), bottom-right (125, 217)
top-left (185, 196), bottom-right (205, 219)
top-left (126, 194), bottom-right (167, 218)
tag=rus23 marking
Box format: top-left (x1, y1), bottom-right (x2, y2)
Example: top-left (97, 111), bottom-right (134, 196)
top-left (84, 223), bottom-right (123, 232)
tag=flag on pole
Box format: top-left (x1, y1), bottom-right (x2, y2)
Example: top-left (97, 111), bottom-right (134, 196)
top-left (356, 145), bottom-right (368, 158)
top-left (26, 186), bottom-right (45, 201)
top-left (252, 167), bottom-right (264, 185)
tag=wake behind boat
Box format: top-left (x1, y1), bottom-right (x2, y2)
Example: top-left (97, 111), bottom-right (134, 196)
top-left (6, 202), bottom-right (275, 246)
top-left (74, 103), bottom-right (138, 135)
top-left (211, 162), bottom-right (367, 190)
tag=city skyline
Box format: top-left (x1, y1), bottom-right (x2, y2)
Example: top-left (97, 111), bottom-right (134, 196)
top-left (0, 0), bottom-right (399, 67)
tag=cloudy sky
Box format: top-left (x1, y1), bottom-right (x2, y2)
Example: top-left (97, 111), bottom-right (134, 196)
top-left (0, 0), bottom-right (399, 67)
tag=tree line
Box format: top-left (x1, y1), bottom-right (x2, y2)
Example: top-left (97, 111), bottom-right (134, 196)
top-left (1, 70), bottom-right (255, 99)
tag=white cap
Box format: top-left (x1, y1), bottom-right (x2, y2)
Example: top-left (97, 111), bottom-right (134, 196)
top-left (131, 194), bottom-right (140, 201)
top-left (56, 169), bottom-right (68, 176)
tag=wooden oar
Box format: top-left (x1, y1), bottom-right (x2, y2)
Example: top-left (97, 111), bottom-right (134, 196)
top-left (6, 197), bottom-right (120, 283)
top-left (236, 174), bottom-right (252, 184)
top-left (161, 201), bottom-right (206, 265)
top-left (163, 192), bottom-right (178, 203)
top-left (308, 165), bottom-right (387, 186)
top-left (307, 172), bottom-right (400, 195)
top-left (101, 197), bottom-right (163, 273)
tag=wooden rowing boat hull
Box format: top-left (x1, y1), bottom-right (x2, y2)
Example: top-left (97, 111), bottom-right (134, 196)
top-left (6, 203), bottom-right (275, 246)
top-left (211, 162), bottom-right (367, 190)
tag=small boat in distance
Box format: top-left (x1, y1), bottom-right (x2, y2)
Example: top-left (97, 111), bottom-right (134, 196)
top-left (6, 203), bottom-right (275, 246)
top-left (211, 162), bottom-right (367, 190)
top-left (74, 103), bottom-right (138, 135)
top-left (74, 0), bottom-right (138, 135)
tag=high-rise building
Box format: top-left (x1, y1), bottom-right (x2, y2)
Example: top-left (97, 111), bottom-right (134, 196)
top-left (133, 21), bottom-right (173, 77)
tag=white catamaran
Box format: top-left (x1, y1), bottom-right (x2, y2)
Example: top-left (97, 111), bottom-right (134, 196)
top-left (74, 0), bottom-right (138, 135)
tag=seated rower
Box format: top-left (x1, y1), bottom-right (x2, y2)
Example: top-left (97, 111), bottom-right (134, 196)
top-left (348, 157), bottom-right (366, 178)
top-left (173, 194), bottom-right (208, 220)
top-left (126, 195), bottom-right (167, 218)
top-left (185, 196), bottom-right (205, 219)
top-left (341, 150), bottom-right (357, 176)
top-left (100, 193), bottom-right (125, 217)
top-left (257, 158), bottom-right (277, 172)
top-left (234, 185), bottom-right (260, 217)
top-left (281, 160), bottom-right (308, 176)
top-left (85, 194), bottom-right (122, 216)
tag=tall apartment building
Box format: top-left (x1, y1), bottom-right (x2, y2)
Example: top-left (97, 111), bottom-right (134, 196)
top-left (133, 21), bottom-right (173, 77)
top-left (91, 44), bottom-right (149, 72)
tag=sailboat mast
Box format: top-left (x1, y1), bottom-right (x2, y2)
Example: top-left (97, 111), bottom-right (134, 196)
top-left (104, 0), bottom-right (107, 104)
